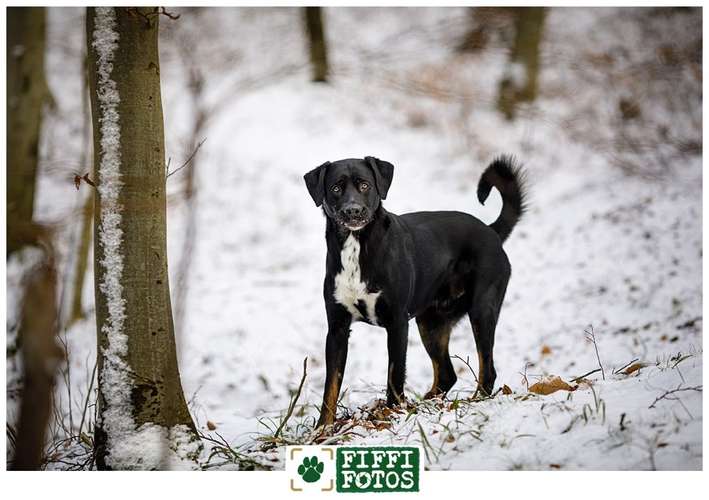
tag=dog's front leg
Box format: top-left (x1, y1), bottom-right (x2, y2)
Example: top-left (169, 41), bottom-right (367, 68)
top-left (385, 320), bottom-right (409, 406)
top-left (316, 315), bottom-right (351, 429)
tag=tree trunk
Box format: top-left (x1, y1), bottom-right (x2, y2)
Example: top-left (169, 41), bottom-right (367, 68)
top-left (11, 233), bottom-right (62, 470)
top-left (67, 195), bottom-right (92, 326)
top-left (87, 7), bottom-right (198, 470)
top-left (68, 53), bottom-right (93, 327)
top-left (497, 7), bottom-right (547, 120)
top-left (7, 7), bottom-right (48, 257)
top-left (304, 7), bottom-right (329, 83)
top-left (174, 65), bottom-right (206, 337)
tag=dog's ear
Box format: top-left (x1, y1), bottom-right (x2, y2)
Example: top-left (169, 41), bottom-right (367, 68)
top-left (303, 161), bottom-right (330, 207)
top-left (365, 156), bottom-right (394, 199)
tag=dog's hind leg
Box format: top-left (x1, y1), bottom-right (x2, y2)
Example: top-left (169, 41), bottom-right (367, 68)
top-left (469, 278), bottom-right (509, 397)
top-left (416, 311), bottom-right (457, 399)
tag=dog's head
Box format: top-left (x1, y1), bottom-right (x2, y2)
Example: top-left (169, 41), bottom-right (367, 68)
top-left (304, 157), bottom-right (394, 231)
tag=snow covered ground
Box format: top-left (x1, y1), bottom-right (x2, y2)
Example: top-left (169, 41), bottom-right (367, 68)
top-left (5, 7), bottom-right (702, 470)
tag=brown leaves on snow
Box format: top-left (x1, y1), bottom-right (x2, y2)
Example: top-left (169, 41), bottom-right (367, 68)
top-left (528, 375), bottom-right (576, 395)
top-left (622, 362), bottom-right (648, 375)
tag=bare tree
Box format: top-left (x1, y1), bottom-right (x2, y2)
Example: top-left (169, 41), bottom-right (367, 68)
top-left (10, 229), bottom-right (62, 470)
top-left (7, 7), bottom-right (51, 257)
top-left (172, 35), bottom-right (208, 338)
top-left (86, 7), bottom-right (198, 470)
top-left (304, 7), bottom-right (329, 83)
top-left (497, 7), bottom-right (547, 120)
top-left (457, 7), bottom-right (513, 53)
top-left (68, 50), bottom-right (94, 327)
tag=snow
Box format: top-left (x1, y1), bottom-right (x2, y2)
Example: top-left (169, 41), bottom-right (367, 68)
top-left (90, 6), bottom-right (136, 469)
top-left (5, 7), bottom-right (702, 471)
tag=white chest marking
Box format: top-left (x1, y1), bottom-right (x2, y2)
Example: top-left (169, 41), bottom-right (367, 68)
top-left (334, 234), bottom-right (381, 325)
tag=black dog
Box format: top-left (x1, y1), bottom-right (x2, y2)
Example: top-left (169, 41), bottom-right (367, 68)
top-left (304, 156), bottom-right (527, 428)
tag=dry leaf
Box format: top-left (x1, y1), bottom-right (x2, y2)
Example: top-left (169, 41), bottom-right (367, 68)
top-left (623, 362), bottom-right (647, 375)
top-left (502, 384), bottom-right (513, 395)
top-left (541, 345), bottom-right (552, 356)
top-left (207, 420), bottom-right (217, 430)
top-left (528, 375), bottom-right (576, 395)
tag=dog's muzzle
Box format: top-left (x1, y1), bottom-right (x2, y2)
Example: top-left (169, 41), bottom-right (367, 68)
top-left (338, 204), bottom-right (370, 231)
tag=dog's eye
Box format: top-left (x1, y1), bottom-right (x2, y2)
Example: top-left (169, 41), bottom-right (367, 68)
top-left (332, 185), bottom-right (341, 194)
top-left (359, 182), bottom-right (369, 191)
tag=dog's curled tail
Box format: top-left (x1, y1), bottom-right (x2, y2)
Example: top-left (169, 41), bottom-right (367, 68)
top-left (477, 155), bottom-right (528, 243)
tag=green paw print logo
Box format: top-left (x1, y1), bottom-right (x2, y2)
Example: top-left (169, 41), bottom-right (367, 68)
top-left (297, 455), bottom-right (325, 483)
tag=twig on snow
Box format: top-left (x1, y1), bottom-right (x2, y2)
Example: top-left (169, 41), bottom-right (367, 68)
top-left (451, 354), bottom-right (479, 385)
top-left (584, 325), bottom-right (605, 380)
top-left (274, 357), bottom-right (308, 439)
top-left (613, 358), bottom-right (639, 375)
top-left (570, 368), bottom-right (602, 384)
top-left (648, 384), bottom-right (702, 409)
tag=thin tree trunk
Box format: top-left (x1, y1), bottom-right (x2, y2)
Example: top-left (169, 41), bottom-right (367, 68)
top-left (11, 231), bottom-right (62, 470)
top-left (87, 7), bottom-right (198, 470)
top-left (457, 7), bottom-right (491, 52)
top-left (304, 7), bottom-right (329, 83)
top-left (174, 66), bottom-right (206, 337)
top-left (68, 195), bottom-right (92, 326)
top-left (7, 7), bottom-right (48, 257)
top-left (497, 7), bottom-right (546, 120)
top-left (68, 53), bottom-right (93, 327)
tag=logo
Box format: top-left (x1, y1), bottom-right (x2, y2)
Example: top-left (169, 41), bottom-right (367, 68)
top-left (287, 445), bottom-right (422, 493)
top-left (287, 446), bottom-right (336, 492)
top-left (298, 455), bottom-right (325, 483)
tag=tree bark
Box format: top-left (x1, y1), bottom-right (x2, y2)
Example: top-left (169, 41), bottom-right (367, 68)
top-left (497, 7), bottom-right (547, 120)
top-left (304, 7), bottom-right (329, 83)
top-left (7, 7), bottom-right (48, 257)
top-left (87, 7), bottom-right (197, 470)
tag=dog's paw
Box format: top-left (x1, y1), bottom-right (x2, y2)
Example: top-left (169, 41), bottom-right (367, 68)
top-left (423, 389), bottom-right (445, 400)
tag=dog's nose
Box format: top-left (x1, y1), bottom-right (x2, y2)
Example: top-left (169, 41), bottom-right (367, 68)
top-left (341, 205), bottom-right (366, 218)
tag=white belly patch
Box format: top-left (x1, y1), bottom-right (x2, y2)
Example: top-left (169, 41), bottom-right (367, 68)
top-left (334, 233), bottom-right (381, 324)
